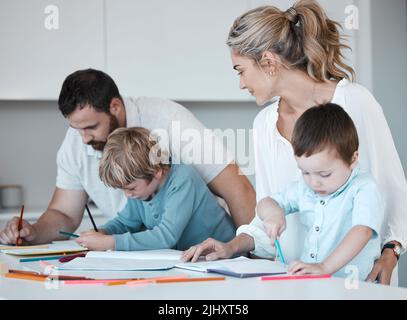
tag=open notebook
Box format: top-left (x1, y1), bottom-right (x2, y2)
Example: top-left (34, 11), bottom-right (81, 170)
top-left (54, 250), bottom-right (287, 277)
top-left (0, 240), bottom-right (87, 256)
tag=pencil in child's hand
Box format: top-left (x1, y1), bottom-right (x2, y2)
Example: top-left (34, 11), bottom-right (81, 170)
top-left (16, 205), bottom-right (24, 246)
top-left (59, 230), bottom-right (80, 238)
top-left (274, 238), bottom-right (286, 265)
top-left (85, 204), bottom-right (98, 232)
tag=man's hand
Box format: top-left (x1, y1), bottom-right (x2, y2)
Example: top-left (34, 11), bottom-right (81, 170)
top-left (366, 249), bottom-right (398, 285)
top-left (181, 238), bottom-right (235, 262)
top-left (0, 217), bottom-right (37, 245)
top-left (76, 230), bottom-right (114, 251)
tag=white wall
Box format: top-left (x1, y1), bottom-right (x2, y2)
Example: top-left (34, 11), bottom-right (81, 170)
top-left (369, 0), bottom-right (407, 289)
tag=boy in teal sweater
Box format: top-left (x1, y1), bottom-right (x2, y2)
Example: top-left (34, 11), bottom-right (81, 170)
top-left (76, 127), bottom-right (236, 251)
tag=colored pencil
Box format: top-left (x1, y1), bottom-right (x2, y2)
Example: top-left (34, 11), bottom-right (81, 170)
top-left (20, 255), bottom-right (66, 263)
top-left (58, 230), bottom-right (80, 238)
top-left (8, 269), bottom-right (92, 281)
top-left (16, 205), bottom-right (24, 245)
top-left (274, 238), bottom-right (286, 265)
top-left (58, 252), bottom-right (87, 263)
top-left (261, 274), bottom-right (332, 281)
top-left (5, 272), bottom-right (47, 282)
top-left (19, 252), bottom-right (86, 263)
top-left (47, 275), bottom-right (92, 281)
top-left (125, 275), bottom-right (190, 286)
top-left (155, 276), bottom-right (226, 283)
top-left (64, 275), bottom-right (191, 286)
top-left (63, 278), bottom-right (141, 285)
top-left (9, 269), bottom-right (41, 275)
top-left (85, 204), bottom-right (98, 232)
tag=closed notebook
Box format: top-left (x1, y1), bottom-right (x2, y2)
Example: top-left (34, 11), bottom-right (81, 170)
top-left (175, 256), bottom-right (287, 278)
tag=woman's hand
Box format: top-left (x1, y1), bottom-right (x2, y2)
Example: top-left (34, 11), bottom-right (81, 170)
top-left (181, 238), bottom-right (235, 262)
top-left (366, 249), bottom-right (398, 285)
top-left (76, 230), bottom-right (114, 251)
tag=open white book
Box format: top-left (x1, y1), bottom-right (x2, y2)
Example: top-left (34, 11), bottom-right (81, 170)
top-left (54, 249), bottom-right (287, 277)
top-left (86, 249), bottom-right (182, 261)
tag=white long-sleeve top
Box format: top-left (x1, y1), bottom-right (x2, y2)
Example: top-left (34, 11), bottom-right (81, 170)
top-left (237, 79), bottom-right (407, 262)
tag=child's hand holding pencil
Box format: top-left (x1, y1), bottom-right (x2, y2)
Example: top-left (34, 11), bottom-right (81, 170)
top-left (76, 229), bottom-right (115, 251)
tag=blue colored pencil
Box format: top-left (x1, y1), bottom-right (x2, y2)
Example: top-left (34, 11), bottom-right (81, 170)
top-left (274, 239), bottom-right (286, 265)
top-left (20, 255), bottom-right (66, 263)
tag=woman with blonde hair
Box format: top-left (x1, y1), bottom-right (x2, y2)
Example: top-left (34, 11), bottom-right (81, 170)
top-left (182, 0), bottom-right (407, 285)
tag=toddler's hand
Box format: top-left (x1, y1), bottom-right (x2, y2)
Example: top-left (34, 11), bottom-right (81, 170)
top-left (262, 216), bottom-right (286, 246)
top-left (288, 261), bottom-right (329, 275)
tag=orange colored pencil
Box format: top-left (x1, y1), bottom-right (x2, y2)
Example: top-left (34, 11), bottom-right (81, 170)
top-left (16, 205), bottom-right (24, 246)
top-left (109, 279), bottom-right (153, 286)
top-left (8, 269), bottom-right (41, 276)
top-left (5, 272), bottom-right (47, 282)
top-left (155, 276), bottom-right (225, 284)
top-left (125, 275), bottom-right (190, 286)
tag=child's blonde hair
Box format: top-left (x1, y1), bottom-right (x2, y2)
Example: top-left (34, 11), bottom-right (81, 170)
top-left (99, 127), bottom-right (170, 188)
top-left (227, 0), bottom-right (355, 82)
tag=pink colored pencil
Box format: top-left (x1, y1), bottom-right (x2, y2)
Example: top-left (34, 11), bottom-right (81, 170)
top-left (63, 279), bottom-right (132, 285)
top-left (261, 274), bottom-right (331, 281)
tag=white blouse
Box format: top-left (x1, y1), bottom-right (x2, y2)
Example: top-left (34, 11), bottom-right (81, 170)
top-left (239, 79), bottom-right (407, 262)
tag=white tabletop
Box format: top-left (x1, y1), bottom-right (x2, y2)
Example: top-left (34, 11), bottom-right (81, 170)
top-left (1, 253), bottom-right (407, 300)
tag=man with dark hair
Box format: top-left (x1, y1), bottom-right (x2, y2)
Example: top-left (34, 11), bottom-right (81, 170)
top-left (0, 69), bottom-right (256, 245)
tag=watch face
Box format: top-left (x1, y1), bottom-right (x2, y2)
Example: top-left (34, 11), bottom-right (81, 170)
top-left (394, 246), bottom-right (402, 255)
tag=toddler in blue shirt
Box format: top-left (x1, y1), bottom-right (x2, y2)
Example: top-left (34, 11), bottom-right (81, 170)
top-left (255, 103), bottom-right (384, 279)
top-left (76, 127), bottom-right (236, 251)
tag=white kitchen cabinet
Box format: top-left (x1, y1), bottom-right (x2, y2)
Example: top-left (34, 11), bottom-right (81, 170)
top-left (0, 0), bottom-right (359, 101)
top-left (0, 0), bottom-right (105, 100)
top-left (105, 0), bottom-right (251, 101)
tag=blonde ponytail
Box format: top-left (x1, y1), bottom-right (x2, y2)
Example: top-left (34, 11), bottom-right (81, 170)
top-left (227, 0), bottom-right (355, 82)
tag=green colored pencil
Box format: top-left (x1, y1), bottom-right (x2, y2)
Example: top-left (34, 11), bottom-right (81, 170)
top-left (59, 230), bottom-right (80, 238)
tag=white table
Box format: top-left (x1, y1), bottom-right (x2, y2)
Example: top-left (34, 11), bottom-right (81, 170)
top-left (1, 253), bottom-right (407, 300)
